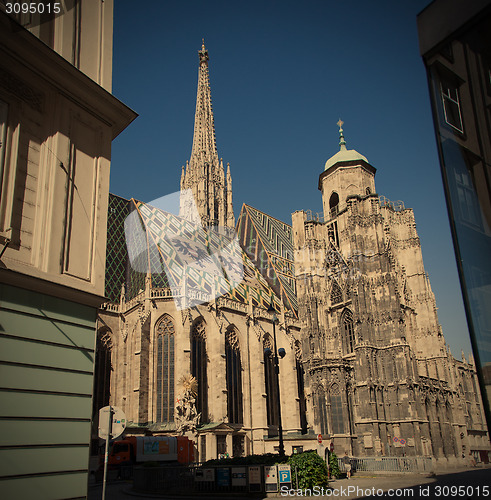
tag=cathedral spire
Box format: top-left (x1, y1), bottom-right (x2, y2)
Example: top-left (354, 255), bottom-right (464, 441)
top-left (189, 39), bottom-right (219, 171)
top-left (180, 42), bottom-right (235, 229)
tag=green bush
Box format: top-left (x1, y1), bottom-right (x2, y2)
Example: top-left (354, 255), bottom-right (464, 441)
top-left (328, 452), bottom-right (341, 478)
top-left (202, 452), bottom-right (288, 467)
top-left (287, 450), bottom-right (328, 489)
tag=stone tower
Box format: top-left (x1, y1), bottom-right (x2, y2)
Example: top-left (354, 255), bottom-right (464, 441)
top-left (180, 41), bottom-right (235, 228)
top-left (292, 122), bottom-right (487, 462)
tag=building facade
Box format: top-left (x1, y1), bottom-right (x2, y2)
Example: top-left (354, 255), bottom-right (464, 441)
top-left (417, 0), bottom-right (491, 437)
top-left (0, 2), bottom-right (136, 498)
top-left (99, 43), bottom-right (489, 465)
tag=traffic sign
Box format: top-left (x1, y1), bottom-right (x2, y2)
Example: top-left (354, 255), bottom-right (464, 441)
top-left (278, 464), bottom-right (291, 485)
top-left (317, 434), bottom-right (323, 444)
top-left (98, 406), bottom-right (126, 440)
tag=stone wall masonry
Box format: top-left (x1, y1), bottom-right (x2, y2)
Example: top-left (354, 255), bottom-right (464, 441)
top-left (291, 170), bottom-right (488, 461)
top-left (99, 291), bottom-right (305, 455)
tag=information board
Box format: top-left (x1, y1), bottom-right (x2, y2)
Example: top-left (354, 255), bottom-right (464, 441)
top-left (217, 467), bottom-right (230, 487)
top-left (231, 467), bottom-right (247, 486)
top-left (249, 466), bottom-right (262, 492)
top-left (264, 465), bottom-right (278, 492)
top-left (195, 468), bottom-right (215, 482)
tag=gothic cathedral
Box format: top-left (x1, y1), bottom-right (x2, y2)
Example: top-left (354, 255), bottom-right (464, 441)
top-left (96, 42), bottom-right (489, 465)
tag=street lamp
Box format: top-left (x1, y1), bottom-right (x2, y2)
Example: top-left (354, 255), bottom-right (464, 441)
top-left (267, 301), bottom-right (285, 457)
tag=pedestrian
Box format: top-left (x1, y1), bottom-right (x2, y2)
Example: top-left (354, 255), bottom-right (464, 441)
top-left (343, 451), bottom-right (352, 479)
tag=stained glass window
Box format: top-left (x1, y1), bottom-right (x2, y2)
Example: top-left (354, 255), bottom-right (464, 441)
top-left (342, 309), bottom-right (355, 353)
top-left (226, 327), bottom-right (243, 424)
top-left (192, 318), bottom-right (208, 422)
top-left (295, 341), bottom-right (308, 434)
top-left (316, 386), bottom-right (328, 435)
top-left (156, 315), bottom-right (175, 422)
top-left (330, 384), bottom-right (345, 434)
top-left (263, 335), bottom-right (279, 427)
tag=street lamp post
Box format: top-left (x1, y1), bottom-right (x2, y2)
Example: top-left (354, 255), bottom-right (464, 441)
top-left (268, 302), bottom-right (285, 457)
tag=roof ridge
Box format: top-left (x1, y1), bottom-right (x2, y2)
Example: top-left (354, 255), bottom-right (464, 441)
top-left (243, 203), bottom-right (292, 227)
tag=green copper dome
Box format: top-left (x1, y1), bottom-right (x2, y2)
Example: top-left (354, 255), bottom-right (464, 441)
top-left (324, 120), bottom-right (368, 171)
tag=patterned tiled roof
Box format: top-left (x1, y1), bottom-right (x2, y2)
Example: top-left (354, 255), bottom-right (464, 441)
top-left (236, 204), bottom-right (297, 314)
top-left (121, 198), bottom-right (282, 311)
top-left (105, 194), bottom-right (130, 302)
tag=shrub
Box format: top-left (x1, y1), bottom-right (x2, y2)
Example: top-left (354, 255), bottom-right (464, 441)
top-left (202, 452), bottom-right (288, 467)
top-left (328, 452), bottom-right (341, 478)
top-left (288, 450), bottom-right (328, 489)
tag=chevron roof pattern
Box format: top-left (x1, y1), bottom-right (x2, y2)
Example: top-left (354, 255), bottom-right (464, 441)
top-left (236, 204), bottom-right (297, 314)
top-left (122, 198), bottom-right (282, 312)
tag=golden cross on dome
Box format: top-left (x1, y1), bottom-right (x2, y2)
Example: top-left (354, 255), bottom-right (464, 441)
top-left (337, 119), bottom-right (346, 149)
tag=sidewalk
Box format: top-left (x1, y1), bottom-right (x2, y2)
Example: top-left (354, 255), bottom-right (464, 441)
top-left (280, 465), bottom-right (491, 499)
top-left (88, 465), bottom-right (491, 500)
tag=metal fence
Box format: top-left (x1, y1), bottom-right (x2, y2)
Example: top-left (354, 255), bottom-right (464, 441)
top-left (337, 457), bottom-right (433, 473)
top-left (131, 457), bottom-right (434, 495)
top-left (132, 464), bottom-right (285, 494)
top-left (133, 465), bottom-right (196, 493)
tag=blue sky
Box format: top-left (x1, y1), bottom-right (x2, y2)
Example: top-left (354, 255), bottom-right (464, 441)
top-left (111, 0), bottom-right (472, 358)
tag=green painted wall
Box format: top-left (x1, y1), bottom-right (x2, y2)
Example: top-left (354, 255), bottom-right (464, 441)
top-left (0, 284), bottom-right (97, 499)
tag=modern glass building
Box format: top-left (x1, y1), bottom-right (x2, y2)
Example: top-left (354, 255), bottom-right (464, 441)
top-left (418, 0), bottom-right (491, 435)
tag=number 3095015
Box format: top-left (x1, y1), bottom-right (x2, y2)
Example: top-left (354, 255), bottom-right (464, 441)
top-left (5, 3), bottom-right (61, 15)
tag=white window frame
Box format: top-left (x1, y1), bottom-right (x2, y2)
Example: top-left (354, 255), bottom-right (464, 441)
top-left (440, 82), bottom-right (464, 133)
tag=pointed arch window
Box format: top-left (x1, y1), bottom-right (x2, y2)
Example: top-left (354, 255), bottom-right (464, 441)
top-left (315, 386), bottom-right (328, 435)
top-left (263, 335), bottom-right (279, 427)
top-left (192, 318), bottom-right (208, 422)
top-left (295, 341), bottom-right (308, 434)
top-left (214, 201), bottom-right (219, 226)
top-left (225, 327), bottom-right (243, 424)
top-left (329, 383), bottom-right (345, 434)
top-left (93, 329), bottom-right (112, 425)
top-left (330, 281), bottom-right (343, 305)
top-left (156, 315), bottom-right (175, 422)
top-left (329, 192), bottom-right (339, 218)
top-left (342, 309), bottom-right (355, 353)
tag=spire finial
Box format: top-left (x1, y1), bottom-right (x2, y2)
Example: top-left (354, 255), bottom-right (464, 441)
top-left (337, 118), bottom-right (347, 151)
top-left (199, 39), bottom-right (209, 65)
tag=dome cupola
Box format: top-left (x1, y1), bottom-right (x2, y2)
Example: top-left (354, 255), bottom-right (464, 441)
top-left (324, 119), bottom-right (369, 171)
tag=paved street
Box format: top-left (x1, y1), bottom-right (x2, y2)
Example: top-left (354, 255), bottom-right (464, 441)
top-left (88, 465), bottom-right (491, 500)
